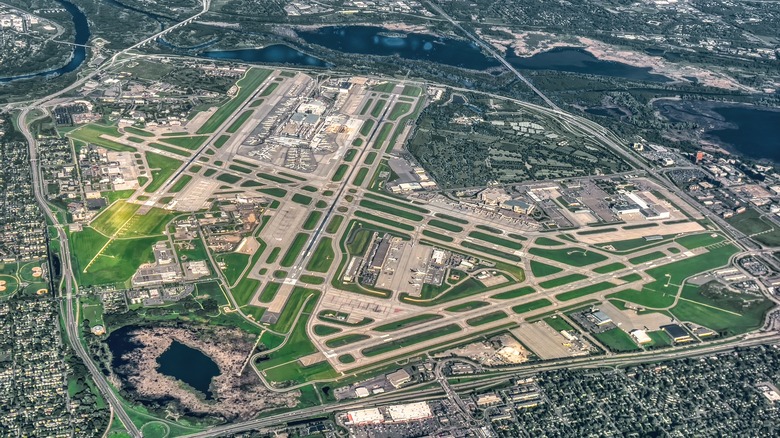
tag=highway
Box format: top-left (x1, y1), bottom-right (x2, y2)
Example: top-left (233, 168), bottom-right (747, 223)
top-left (15, 2), bottom-right (212, 437)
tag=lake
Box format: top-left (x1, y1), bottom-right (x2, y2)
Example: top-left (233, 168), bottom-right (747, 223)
top-left (108, 325), bottom-right (221, 400)
top-left (0, 0), bottom-right (90, 83)
top-left (296, 25), bottom-right (500, 70)
top-left (707, 106), bottom-right (780, 162)
top-left (201, 44), bottom-right (330, 67)
top-left (506, 47), bottom-right (671, 82)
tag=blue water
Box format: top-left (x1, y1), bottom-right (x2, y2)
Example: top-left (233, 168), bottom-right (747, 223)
top-left (506, 47), bottom-right (671, 82)
top-left (200, 44), bottom-right (330, 67)
top-left (0, 0), bottom-right (90, 83)
top-left (708, 107), bottom-right (780, 162)
top-left (156, 340), bottom-right (220, 399)
top-left (296, 25), bottom-right (500, 70)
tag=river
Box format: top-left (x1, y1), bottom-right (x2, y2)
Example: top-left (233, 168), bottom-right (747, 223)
top-left (0, 0), bottom-right (90, 83)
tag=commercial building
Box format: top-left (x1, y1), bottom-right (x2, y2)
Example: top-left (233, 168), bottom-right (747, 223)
top-left (387, 402), bottom-right (433, 422)
top-left (345, 408), bottom-right (384, 425)
top-left (387, 369), bottom-right (412, 388)
top-left (662, 324), bottom-right (693, 343)
top-left (629, 329), bottom-right (653, 345)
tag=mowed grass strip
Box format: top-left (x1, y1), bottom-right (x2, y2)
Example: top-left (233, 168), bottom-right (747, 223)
top-left (354, 211), bottom-right (415, 231)
top-left (325, 334), bottom-right (370, 348)
top-left (90, 201), bottom-right (140, 235)
top-left (593, 263), bottom-right (626, 274)
top-left (306, 237), bottom-right (335, 273)
top-left (428, 219), bottom-right (463, 232)
top-left (421, 229), bottom-right (453, 242)
top-left (197, 68), bottom-right (271, 134)
top-left (149, 142), bottom-right (191, 157)
top-left (528, 247), bottom-right (607, 267)
top-left (374, 314), bottom-right (443, 332)
top-left (359, 199), bottom-right (424, 221)
top-left (363, 192), bottom-right (429, 213)
top-left (492, 286), bottom-right (535, 300)
top-left (302, 211), bottom-right (322, 231)
top-left (539, 274), bottom-right (588, 289)
top-left (352, 167), bottom-right (369, 186)
top-left (466, 311), bottom-right (508, 327)
top-left (169, 175), bottom-right (192, 193)
top-left (362, 324), bottom-right (461, 357)
top-left (226, 110), bottom-right (253, 134)
top-left (326, 215), bottom-right (344, 234)
top-left (434, 213), bottom-right (468, 225)
top-left (256, 172), bottom-right (293, 184)
top-left (461, 241), bottom-right (521, 262)
top-left (68, 124), bottom-right (136, 152)
top-left (158, 135), bottom-right (208, 150)
top-left (512, 298), bottom-right (553, 314)
top-left (468, 231), bottom-right (522, 250)
top-left (629, 251), bottom-right (667, 265)
top-left (280, 233), bottom-right (309, 268)
top-left (530, 260), bottom-right (563, 278)
top-left (331, 164), bottom-right (349, 182)
top-left (144, 152), bottom-right (182, 193)
top-left (555, 281), bottom-right (616, 302)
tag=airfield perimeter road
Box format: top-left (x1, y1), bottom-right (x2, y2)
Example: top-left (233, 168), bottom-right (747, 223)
top-left (17, 2), bottom-right (212, 437)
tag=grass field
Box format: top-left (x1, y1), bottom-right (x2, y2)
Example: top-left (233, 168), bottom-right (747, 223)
top-left (491, 286), bottom-right (535, 300)
top-left (68, 124), bottom-right (135, 152)
top-left (359, 199), bottom-right (424, 221)
top-left (433, 213), bottom-right (468, 225)
top-left (535, 237), bottom-right (564, 246)
top-left (388, 102), bottom-right (412, 120)
top-left (331, 164), bottom-right (349, 182)
top-left (593, 328), bottom-right (640, 352)
top-left (124, 126), bottom-right (154, 137)
top-left (302, 211), bottom-right (322, 231)
top-left (197, 68), bottom-right (271, 134)
top-left (169, 175), bottom-right (192, 193)
top-left (445, 301), bottom-right (490, 312)
top-left (466, 311), bottom-right (508, 326)
top-left (159, 135), bottom-right (208, 150)
top-left (362, 324), bottom-right (461, 357)
top-left (401, 85), bottom-right (421, 97)
top-left (313, 324), bottom-right (342, 336)
top-left (306, 238), bottom-right (334, 273)
top-left (461, 241), bottom-right (521, 262)
top-left (292, 193), bottom-right (313, 206)
top-left (326, 215), bottom-right (344, 234)
top-left (325, 334), bottom-right (371, 348)
top-left (593, 263), bottom-right (626, 274)
top-left (354, 211), bottom-right (415, 231)
top-left (352, 167), bottom-right (369, 186)
top-left (91, 202), bottom-right (140, 235)
top-left (214, 135), bottom-right (230, 148)
top-left (70, 229), bottom-right (161, 286)
top-left (512, 298), bottom-right (553, 314)
top-left (629, 251), bottom-right (667, 265)
top-left (371, 99), bottom-right (387, 118)
top-left (363, 192), bottom-right (430, 213)
top-left (216, 252), bottom-right (250, 286)
top-left (374, 314), bottom-right (443, 332)
top-left (530, 260), bottom-right (563, 278)
top-left (256, 172), bottom-right (293, 184)
top-left (359, 119), bottom-right (375, 136)
top-left (528, 247), bottom-right (607, 267)
top-left (258, 187), bottom-right (287, 198)
top-left (428, 219), bottom-right (463, 232)
top-left (372, 123), bottom-right (393, 149)
top-left (468, 231), bottom-right (522, 250)
top-left (280, 233), bottom-right (309, 268)
top-left (144, 152), bottom-right (182, 193)
top-left (669, 284), bottom-right (774, 336)
top-left (555, 281), bottom-right (616, 302)
top-left (421, 229), bottom-right (453, 242)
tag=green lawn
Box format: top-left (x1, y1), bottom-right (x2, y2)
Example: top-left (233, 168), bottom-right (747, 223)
top-left (362, 324), bottom-right (461, 357)
top-left (258, 282), bottom-right (281, 303)
top-left (421, 229), bottom-right (453, 242)
top-left (363, 192), bottom-right (430, 213)
top-left (594, 328), bottom-right (640, 352)
top-left (593, 263), bottom-right (626, 274)
top-left (528, 247), bottom-right (607, 266)
top-left (331, 164), bottom-right (349, 182)
top-left (555, 281), bottom-right (616, 302)
top-left (468, 231), bottom-right (522, 250)
top-left (280, 233), bottom-right (309, 268)
top-left (461, 241), bottom-right (521, 262)
top-left (91, 201), bottom-right (140, 236)
top-left (433, 213), bottom-right (468, 225)
top-left (466, 311), bottom-right (508, 326)
top-left (428, 219), bottom-right (463, 232)
top-left (68, 124), bottom-right (135, 152)
top-left (445, 301), bottom-right (490, 312)
top-left (512, 298), bottom-right (553, 314)
top-left (158, 135), bottom-right (208, 150)
top-left (359, 119), bottom-right (375, 136)
top-left (216, 252), bottom-right (250, 286)
top-left (302, 211), bottom-right (322, 231)
top-left (352, 167), bottom-right (369, 186)
top-left (313, 324), bottom-right (342, 336)
top-left (216, 173), bottom-right (241, 184)
top-left (388, 102), bottom-right (412, 120)
top-left (70, 229), bottom-right (161, 286)
top-left (491, 286), bottom-right (535, 300)
top-left (169, 174), bottom-right (192, 193)
top-left (629, 251), bottom-right (667, 265)
top-left (539, 274), bottom-right (588, 289)
top-left (214, 135), bottom-right (230, 148)
top-left (354, 211), bottom-right (415, 231)
top-left (258, 187), bottom-right (288, 198)
top-left (124, 126), bottom-right (154, 137)
top-left (534, 237), bottom-right (564, 246)
top-left (306, 238), bottom-right (334, 273)
top-left (370, 99), bottom-right (387, 118)
top-left (326, 215), bottom-right (344, 234)
top-left (144, 152), bottom-right (182, 193)
top-left (359, 199), bottom-right (424, 221)
top-left (530, 260), bottom-right (563, 278)
top-left (197, 68), bottom-right (271, 134)
top-left (325, 334), bottom-right (371, 348)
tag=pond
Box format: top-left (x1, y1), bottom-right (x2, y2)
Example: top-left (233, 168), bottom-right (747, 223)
top-left (156, 340), bottom-right (221, 400)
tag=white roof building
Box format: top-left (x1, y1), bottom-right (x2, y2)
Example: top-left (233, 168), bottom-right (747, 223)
top-left (630, 329), bottom-right (652, 344)
top-left (387, 402), bottom-right (433, 422)
top-left (346, 408), bottom-right (384, 425)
